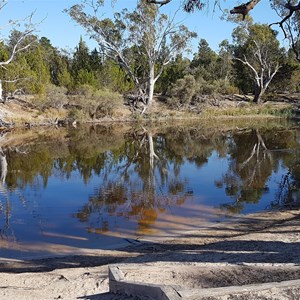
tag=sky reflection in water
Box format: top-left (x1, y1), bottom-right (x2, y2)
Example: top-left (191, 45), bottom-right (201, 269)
top-left (0, 121), bottom-right (299, 258)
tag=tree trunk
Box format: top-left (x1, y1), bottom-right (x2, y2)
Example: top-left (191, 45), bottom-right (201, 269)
top-left (0, 80), bottom-right (3, 103)
top-left (253, 85), bottom-right (266, 104)
top-left (148, 78), bottom-right (155, 107)
top-left (147, 132), bottom-right (159, 187)
top-left (0, 148), bottom-right (7, 185)
top-left (142, 64), bottom-right (155, 114)
top-left (148, 132), bottom-right (157, 171)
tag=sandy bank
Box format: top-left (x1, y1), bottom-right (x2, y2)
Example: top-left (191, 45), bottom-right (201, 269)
top-left (0, 209), bottom-right (300, 299)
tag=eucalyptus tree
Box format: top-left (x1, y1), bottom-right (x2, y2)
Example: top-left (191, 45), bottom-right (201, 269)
top-left (150, 0), bottom-right (300, 61)
top-left (0, 1), bottom-right (38, 101)
top-left (216, 39), bottom-right (234, 84)
top-left (103, 0), bottom-right (300, 62)
top-left (270, 0), bottom-right (300, 61)
top-left (233, 24), bottom-right (284, 103)
top-left (147, 0), bottom-right (260, 15)
top-left (67, 0), bottom-right (196, 113)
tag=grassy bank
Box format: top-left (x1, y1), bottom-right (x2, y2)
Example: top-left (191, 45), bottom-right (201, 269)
top-left (0, 94), bottom-right (297, 129)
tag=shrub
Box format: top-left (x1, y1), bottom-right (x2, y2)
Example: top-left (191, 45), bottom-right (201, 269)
top-left (45, 84), bottom-right (68, 109)
top-left (168, 75), bottom-right (240, 111)
top-left (210, 79), bottom-right (239, 95)
top-left (67, 108), bottom-right (87, 121)
top-left (32, 84), bottom-right (68, 110)
top-left (73, 84), bottom-right (94, 98)
top-left (194, 78), bottom-right (238, 96)
top-left (72, 84), bottom-right (123, 118)
top-left (93, 89), bottom-right (123, 118)
top-left (29, 94), bottom-right (45, 110)
top-left (168, 75), bottom-right (196, 109)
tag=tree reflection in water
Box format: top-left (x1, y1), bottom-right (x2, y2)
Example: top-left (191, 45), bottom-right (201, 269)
top-left (271, 139), bottom-right (300, 209)
top-left (0, 122), bottom-right (299, 243)
top-left (216, 128), bottom-right (300, 213)
top-left (0, 145), bottom-right (12, 240)
top-left (0, 138), bottom-right (29, 241)
top-left (75, 128), bottom-right (193, 234)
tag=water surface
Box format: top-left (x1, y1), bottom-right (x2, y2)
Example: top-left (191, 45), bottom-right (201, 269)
top-left (0, 120), bottom-right (299, 258)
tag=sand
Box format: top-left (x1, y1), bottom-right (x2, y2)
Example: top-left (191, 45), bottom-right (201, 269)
top-left (0, 209), bottom-right (300, 299)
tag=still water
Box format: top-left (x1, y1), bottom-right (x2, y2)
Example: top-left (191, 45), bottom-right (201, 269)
top-left (0, 120), bottom-right (299, 258)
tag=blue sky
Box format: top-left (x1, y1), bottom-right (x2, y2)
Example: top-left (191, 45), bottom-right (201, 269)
top-left (2, 0), bottom-right (283, 54)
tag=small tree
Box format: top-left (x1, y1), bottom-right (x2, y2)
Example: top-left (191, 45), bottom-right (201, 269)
top-left (217, 39), bottom-right (234, 85)
top-left (233, 24), bottom-right (283, 103)
top-left (67, 0), bottom-right (196, 113)
top-left (0, 5), bottom-right (37, 101)
top-left (190, 39), bottom-right (218, 81)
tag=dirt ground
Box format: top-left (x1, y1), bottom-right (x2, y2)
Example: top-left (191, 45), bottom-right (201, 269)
top-left (0, 209), bottom-right (300, 299)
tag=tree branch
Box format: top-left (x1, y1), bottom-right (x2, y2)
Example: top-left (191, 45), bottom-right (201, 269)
top-left (269, 1), bottom-right (300, 60)
top-left (230, 0), bottom-right (261, 20)
top-left (0, 13), bottom-right (38, 67)
top-left (147, 0), bottom-right (172, 6)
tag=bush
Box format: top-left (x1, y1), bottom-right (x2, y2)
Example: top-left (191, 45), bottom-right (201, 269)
top-left (45, 84), bottom-right (68, 109)
top-left (168, 75), bottom-right (196, 109)
top-left (194, 77), bottom-right (238, 96)
top-left (210, 79), bottom-right (239, 95)
top-left (93, 89), bottom-right (123, 118)
top-left (67, 108), bottom-right (86, 121)
top-left (32, 84), bottom-right (68, 110)
top-left (73, 84), bottom-right (94, 98)
top-left (168, 74), bottom-right (240, 111)
top-left (72, 84), bottom-right (123, 118)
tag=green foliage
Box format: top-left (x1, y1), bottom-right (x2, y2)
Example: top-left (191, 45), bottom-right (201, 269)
top-left (232, 23), bottom-right (284, 99)
top-left (72, 37), bottom-right (92, 73)
top-left (270, 48), bottom-right (300, 93)
top-left (57, 63), bottom-right (73, 89)
top-left (93, 89), bottom-right (123, 117)
top-left (98, 59), bottom-right (134, 93)
top-left (197, 78), bottom-right (239, 96)
top-left (76, 69), bottom-right (97, 86)
top-left (216, 39), bottom-right (235, 83)
top-left (0, 55), bottom-right (32, 95)
top-left (44, 84), bottom-right (68, 109)
top-left (186, 38), bottom-right (237, 99)
top-left (67, 108), bottom-right (86, 121)
top-left (190, 39), bottom-right (218, 81)
top-left (70, 37), bottom-right (99, 88)
top-left (168, 73), bottom-right (239, 110)
top-left (155, 55), bottom-right (190, 95)
top-left (72, 84), bottom-right (123, 118)
top-left (288, 67), bottom-right (300, 93)
top-left (24, 44), bottom-right (51, 94)
top-left (0, 42), bottom-right (9, 62)
top-left (168, 75), bottom-right (196, 109)
top-left (67, 0), bottom-right (196, 110)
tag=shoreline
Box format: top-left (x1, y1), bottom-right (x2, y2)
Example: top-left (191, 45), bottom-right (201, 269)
top-left (0, 208), bottom-right (299, 299)
top-left (0, 96), bottom-right (297, 130)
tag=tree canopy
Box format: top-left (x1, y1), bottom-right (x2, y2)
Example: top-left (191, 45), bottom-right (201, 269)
top-left (67, 0), bottom-right (196, 112)
top-left (0, 0), bottom-right (299, 120)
